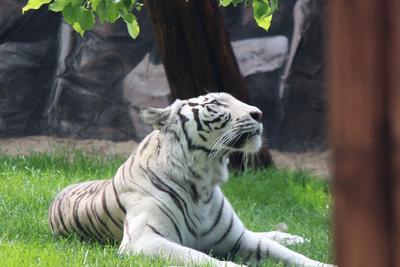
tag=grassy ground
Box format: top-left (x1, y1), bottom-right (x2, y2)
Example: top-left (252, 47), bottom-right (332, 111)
top-left (0, 152), bottom-right (334, 267)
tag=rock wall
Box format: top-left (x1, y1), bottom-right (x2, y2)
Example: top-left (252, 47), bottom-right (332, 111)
top-left (0, 0), bottom-right (60, 136)
top-left (0, 0), bottom-right (327, 152)
top-left (44, 13), bottom-right (155, 141)
top-left (279, 0), bottom-right (327, 151)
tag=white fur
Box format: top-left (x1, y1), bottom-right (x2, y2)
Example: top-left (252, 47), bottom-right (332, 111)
top-left (49, 93), bottom-right (335, 267)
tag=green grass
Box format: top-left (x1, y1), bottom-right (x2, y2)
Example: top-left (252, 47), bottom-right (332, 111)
top-left (0, 152), bottom-right (334, 266)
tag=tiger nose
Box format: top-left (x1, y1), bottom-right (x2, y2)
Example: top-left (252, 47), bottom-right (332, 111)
top-left (250, 111), bottom-right (263, 122)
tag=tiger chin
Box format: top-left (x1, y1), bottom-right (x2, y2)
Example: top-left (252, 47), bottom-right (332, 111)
top-left (48, 92), bottom-right (335, 267)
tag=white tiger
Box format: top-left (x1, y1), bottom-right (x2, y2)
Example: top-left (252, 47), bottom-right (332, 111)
top-left (48, 92), bottom-right (335, 267)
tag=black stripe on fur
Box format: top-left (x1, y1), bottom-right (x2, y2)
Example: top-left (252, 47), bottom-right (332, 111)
top-left (213, 213), bottom-right (234, 245)
top-left (201, 197), bottom-right (224, 237)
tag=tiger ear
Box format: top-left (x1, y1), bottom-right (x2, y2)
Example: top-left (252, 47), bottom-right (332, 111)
top-left (140, 107), bottom-right (171, 129)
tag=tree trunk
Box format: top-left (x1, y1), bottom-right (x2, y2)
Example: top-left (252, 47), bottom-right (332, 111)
top-left (144, 0), bottom-right (272, 169)
top-left (329, 0), bottom-right (400, 266)
top-left (387, 2), bottom-right (400, 266)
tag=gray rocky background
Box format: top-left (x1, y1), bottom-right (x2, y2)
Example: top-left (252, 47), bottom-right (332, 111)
top-left (0, 0), bottom-right (327, 152)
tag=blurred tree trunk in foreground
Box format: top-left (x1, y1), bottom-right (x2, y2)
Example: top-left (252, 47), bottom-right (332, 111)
top-left (144, 0), bottom-right (272, 169)
top-left (330, 0), bottom-right (400, 266)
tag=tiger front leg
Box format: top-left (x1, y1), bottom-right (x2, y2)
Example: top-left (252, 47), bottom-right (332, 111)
top-left (236, 230), bottom-right (335, 267)
top-left (118, 213), bottom-right (245, 267)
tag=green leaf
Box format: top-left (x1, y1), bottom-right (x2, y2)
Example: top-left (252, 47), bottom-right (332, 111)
top-left (219, 0), bottom-right (245, 7)
top-left (126, 19), bottom-right (140, 39)
top-left (121, 12), bottom-right (139, 39)
top-left (253, 0), bottom-right (273, 17)
top-left (62, 4), bottom-right (95, 36)
top-left (49, 0), bottom-right (71, 12)
top-left (270, 0), bottom-right (279, 11)
top-left (254, 13), bottom-right (272, 31)
top-left (70, 0), bottom-right (83, 5)
top-left (219, 0), bottom-right (233, 7)
top-left (231, 0), bottom-right (245, 6)
top-left (252, 0), bottom-right (275, 31)
top-left (62, 3), bottom-right (77, 24)
top-left (134, 2), bottom-right (144, 11)
top-left (22, 0), bottom-right (52, 13)
top-left (76, 8), bottom-right (95, 33)
top-left (120, 11), bottom-right (134, 23)
top-left (91, 0), bottom-right (120, 23)
top-left (122, 0), bottom-right (135, 9)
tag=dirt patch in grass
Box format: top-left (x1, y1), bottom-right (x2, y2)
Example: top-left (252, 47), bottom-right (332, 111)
top-left (269, 150), bottom-right (331, 178)
top-left (0, 136), bottom-right (331, 178)
top-left (0, 136), bottom-right (138, 157)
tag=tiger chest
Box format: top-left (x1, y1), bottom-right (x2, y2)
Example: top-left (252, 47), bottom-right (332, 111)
top-left (165, 192), bottom-right (222, 250)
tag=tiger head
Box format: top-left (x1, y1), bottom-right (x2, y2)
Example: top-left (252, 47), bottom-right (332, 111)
top-left (140, 92), bottom-right (263, 155)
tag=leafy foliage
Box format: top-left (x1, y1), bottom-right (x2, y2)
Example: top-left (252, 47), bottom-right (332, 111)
top-left (62, 4), bottom-right (95, 35)
top-left (252, 0), bottom-right (278, 31)
top-left (22, 0), bottom-right (142, 38)
top-left (219, 0), bottom-right (278, 31)
top-left (22, 0), bottom-right (278, 39)
top-left (219, 0), bottom-right (249, 7)
top-left (22, 0), bottom-right (52, 13)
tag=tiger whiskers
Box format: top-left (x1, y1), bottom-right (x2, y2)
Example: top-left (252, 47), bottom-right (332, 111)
top-left (209, 127), bottom-right (249, 161)
top-left (209, 127), bottom-right (246, 160)
top-left (208, 128), bottom-right (239, 159)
